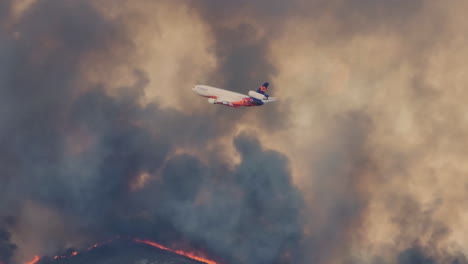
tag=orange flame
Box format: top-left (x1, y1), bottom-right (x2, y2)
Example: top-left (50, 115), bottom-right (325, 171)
top-left (134, 239), bottom-right (218, 264)
top-left (24, 255), bottom-right (40, 264)
top-left (26, 238), bottom-right (218, 264)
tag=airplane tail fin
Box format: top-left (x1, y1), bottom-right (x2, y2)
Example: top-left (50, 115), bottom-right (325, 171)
top-left (256, 82), bottom-right (269, 95)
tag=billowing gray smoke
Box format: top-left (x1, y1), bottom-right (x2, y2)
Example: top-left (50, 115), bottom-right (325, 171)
top-left (0, 0), bottom-right (302, 263)
top-left (0, 229), bottom-right (16, 264)
top-left (2, 0), bottom-right (468, 264)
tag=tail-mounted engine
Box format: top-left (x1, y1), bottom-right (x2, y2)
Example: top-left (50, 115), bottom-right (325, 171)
top-left (248, 91), bottom-right (268, 100)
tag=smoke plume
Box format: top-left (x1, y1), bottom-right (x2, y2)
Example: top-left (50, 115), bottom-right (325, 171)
top-left (1, 0), bottom-right (468, 264)
top-left (0, 229), bottom-right (16, 264)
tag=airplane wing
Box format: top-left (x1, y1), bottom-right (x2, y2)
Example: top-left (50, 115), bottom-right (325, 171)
top-left (213, 96), bottom-right (265, 107)
top-left (212, 96), bottom-right (237, 107)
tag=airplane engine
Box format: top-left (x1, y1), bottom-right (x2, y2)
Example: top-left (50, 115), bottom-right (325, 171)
top-left (208, 98), bottom-right (217, 104)
top-left (248, 91), bottom-right (267, 100)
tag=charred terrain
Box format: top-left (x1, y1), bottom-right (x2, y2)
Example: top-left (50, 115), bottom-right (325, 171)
top-left (35, 240), bottom-right (209, 264)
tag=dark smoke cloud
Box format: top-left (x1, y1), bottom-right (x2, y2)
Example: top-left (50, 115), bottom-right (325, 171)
top-left (0, 0), bottom-right (128, 219)
top-left (2, 0), bottom-right (467, 264)
top-left (396, 245), bottom-right (468, 264)
top-left (121, 134), bottom-right (303, 264)
top-left (0, 1), bottom-right (11, 24)
top-left (0, 0), bottom-right (303, 263)
top-left (0, 229), bottom-right (16, 264)
top-left (398, 246), bottom-right (436, 264)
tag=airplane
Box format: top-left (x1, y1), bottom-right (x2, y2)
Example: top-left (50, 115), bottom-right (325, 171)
top-left (192, 82), bottom-right (277, 107)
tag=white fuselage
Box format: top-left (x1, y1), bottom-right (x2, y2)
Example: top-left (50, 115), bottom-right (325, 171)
top-left (192, 85), bottom-right (247, 101)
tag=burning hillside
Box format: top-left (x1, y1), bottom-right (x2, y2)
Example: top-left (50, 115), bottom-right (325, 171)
top-left (29, 239), bottom-right (216, 264)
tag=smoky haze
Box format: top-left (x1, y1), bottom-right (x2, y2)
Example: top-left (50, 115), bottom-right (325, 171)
top-left (1, 0), bottom-right (468, 264)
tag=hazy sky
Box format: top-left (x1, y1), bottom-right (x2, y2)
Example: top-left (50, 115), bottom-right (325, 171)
top-left (1, 1), bottom-right (467, 264)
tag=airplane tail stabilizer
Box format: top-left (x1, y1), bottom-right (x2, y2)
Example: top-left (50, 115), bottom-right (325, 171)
top-left (262, 97), bottom-right (277, 103)
top-left (256, 82), bottom-right (269, 94)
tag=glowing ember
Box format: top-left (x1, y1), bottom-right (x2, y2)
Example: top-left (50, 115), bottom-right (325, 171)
top-left (87, 243), bottom-right (98, 250)
top-left (24, 255), bottom-right (40, 264)
top-left (134, 239), bottom-right (218, 264)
